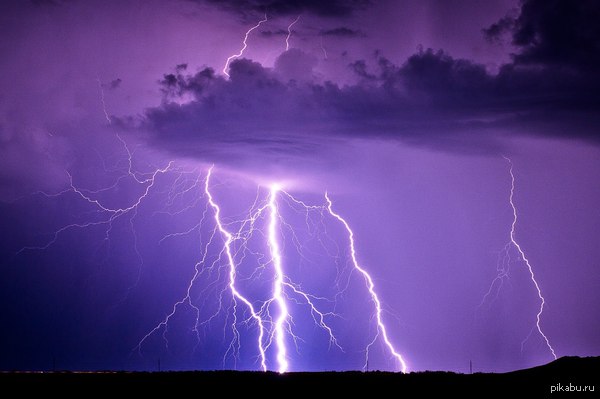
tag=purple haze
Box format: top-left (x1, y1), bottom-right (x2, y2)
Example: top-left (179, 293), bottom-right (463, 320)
top-left (0, 0), bottom-right (599, 373)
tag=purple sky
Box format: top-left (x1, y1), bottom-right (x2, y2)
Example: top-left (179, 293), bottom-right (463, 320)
top-left (0, 0), bottom-right (599, 372)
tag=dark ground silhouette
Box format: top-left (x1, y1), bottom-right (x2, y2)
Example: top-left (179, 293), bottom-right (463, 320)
top-left (1, 356), bottom-right (597, 395)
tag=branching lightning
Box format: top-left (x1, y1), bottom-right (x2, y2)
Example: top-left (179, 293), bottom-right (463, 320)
top-left (326, 194), bottom-right (408, 373)
top-left (480, 157), bottom-right (557, 360)
top-left (17, 146), bottom-right (173, 254)
top-left (131, 168), bottom-right (408, 372)
top-left (285, 15), bottom-right (301, 51)
top-left (204, 167), bottom-right (268, 371)
top-left (223, 13), bottom-right (268, 77)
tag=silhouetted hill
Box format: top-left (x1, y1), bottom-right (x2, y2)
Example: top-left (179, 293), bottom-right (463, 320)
top-left (1, 356), bottom-right (597, 395)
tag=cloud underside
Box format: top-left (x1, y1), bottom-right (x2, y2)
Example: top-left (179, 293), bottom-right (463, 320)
top-left (140, 51), bottom-right (598, 156)
top-left (138, 0), bottom-right (600, 161)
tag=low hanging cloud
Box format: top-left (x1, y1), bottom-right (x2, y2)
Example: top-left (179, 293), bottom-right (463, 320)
top-left (139, 51), bottom-right (597, 157)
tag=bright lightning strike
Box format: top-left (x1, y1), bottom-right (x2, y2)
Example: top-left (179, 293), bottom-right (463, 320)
top-left (18, 135), bottom-right (408, 372)
top-left (285, 15), bottom-right (301, 51)
top-left (266, 184), bottom-right (289, 373)
top-left (480, 157), bottom-right (557, 360)
top-left (504, 157), bottom-right (557, 360)
top-left (131, 168), bottom-right (408, 372)
top-left (326, 194), bottom-right (408, 373)
top-left (223, 13), bottom-right (268, 77)
top-left (204, 167), bottom-right (268, 371)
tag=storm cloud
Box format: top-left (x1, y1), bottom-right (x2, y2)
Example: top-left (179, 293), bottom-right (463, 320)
top-left (140, 43), bottom-right (600, 160)
top-left (495, 0), bottom-right (600, 69)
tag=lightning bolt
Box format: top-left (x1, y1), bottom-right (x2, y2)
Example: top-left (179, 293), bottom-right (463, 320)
top-left (326, 193), bottom-right (408, 373)
top-left (204, 167), bottom-right (269, 371)
top-left (504, 157), bottom-right (557, 360)
top-left (17, 160), bottom-right (173, 255)
top-left (480, 157), bottom-right (557, 361)
top-left (96, 76), bottom-right (112, 124)
top-left (18, 72), bottom-right (173, 255)
top-left (265, 185), bottom-right (289, 372)
top-left (133, 168), bottom-right (407, 372)
top-left (19, 141), bottom-right (407, 373)
top-left (285, 15), bottom-right (301, 51)
top-left (223, 13), bottom-right (268, 77)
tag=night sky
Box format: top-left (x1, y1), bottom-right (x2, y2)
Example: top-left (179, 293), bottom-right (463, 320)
top-left (0, 0), bottom-right (599, 373)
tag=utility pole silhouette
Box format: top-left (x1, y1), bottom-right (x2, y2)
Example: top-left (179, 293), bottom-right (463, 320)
top-left (470, 360), bottom-right (473, 374)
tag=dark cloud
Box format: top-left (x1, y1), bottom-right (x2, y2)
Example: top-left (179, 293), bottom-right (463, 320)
top-left (198, 0), bottom-right (371, 17)
top-left (483, 15), bottom-right (515, 43)
top-left (274, 49), bottom-right (318, 81)
top-left (320, 27), bottom-right (366, 38)
top-left (261, 29), bottom-right (288, 37)
top-left (489, 0), bottom-right (600, 69)
top-left (135, 42), bottom-right (599, 162)
top-left (395, 49), bottom-right (600, 139)
top-left (350, 60), bottom-right (377, 81)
